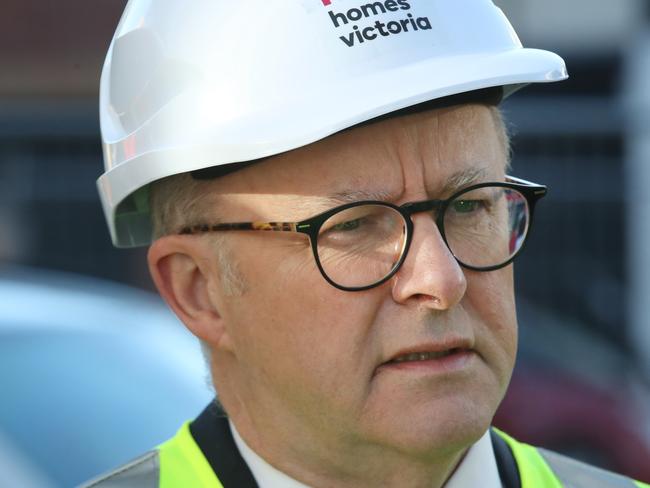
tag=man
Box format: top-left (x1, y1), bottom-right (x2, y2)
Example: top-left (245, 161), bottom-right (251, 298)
top-left (84, 1), bottom-right (648, 487)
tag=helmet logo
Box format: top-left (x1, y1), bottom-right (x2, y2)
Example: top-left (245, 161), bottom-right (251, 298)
top-left (323, 1), bottom-right (432, 47)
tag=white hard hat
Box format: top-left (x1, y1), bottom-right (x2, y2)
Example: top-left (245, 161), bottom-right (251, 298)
top-left (99, 0), bottom-right (567, 248)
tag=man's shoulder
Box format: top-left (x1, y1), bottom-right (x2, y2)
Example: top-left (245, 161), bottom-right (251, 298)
top-left (495, 428), bottom-right (649, 488)
top-left (79, 425), bottom-right (649, 488)
top-left (78, 451), bottom-right (159, 488)
top-left (535, 447), bottom-right (648, 488)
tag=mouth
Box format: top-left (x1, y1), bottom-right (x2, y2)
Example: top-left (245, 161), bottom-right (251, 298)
top-left (377, 340), bottom-right (475, 374)
top-left (388, 348), bottom-right (467, 364)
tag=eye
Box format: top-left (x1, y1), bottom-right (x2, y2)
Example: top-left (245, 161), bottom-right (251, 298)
top-left (319, 205), bottom-right (397, 242)
top-left (330, 219), bottom-right (362, 231)
top-left (321, 208), bottom-right (377, 236)
top-left (451, 200), bottom-right (482, 214)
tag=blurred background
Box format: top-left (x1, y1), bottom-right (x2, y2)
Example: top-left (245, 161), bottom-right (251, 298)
top-left (1, 0), bottom-right (650, 486)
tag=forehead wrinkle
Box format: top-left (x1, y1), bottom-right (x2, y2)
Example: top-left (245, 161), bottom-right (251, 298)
top-left (390, 111), bottom-right (433, 202)
top-left (421, 105), bottom-right (505, 195)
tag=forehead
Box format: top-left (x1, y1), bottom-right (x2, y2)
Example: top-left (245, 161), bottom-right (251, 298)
top-left (208, 104), bottom-right (506, 214)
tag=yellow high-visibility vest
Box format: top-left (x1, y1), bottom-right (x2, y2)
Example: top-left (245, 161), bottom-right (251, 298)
top-left (81, 422), bottom-right (650, 488)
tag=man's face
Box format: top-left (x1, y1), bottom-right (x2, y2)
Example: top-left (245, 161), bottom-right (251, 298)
top-left (204, 105), bottom-right (516, 462)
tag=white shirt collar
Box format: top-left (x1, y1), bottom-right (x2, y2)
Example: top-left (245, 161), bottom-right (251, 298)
top-left (230, 420), bottom-right (311, 488)
top-left (444, 429), bottom-right (502, 488)
top-left (230, 420), bottom-right (501, 488)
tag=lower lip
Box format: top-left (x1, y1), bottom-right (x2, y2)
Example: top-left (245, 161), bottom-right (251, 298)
top-left (377, 350), bottom-right (476, 374)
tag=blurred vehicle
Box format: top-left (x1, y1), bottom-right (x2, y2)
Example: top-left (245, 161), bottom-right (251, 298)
top-left (0, 266), bottom-right (212, 488)
top-left (495, 299), bottom-right (650, 483)
top-left (496, 365), bottom-right (650, 481)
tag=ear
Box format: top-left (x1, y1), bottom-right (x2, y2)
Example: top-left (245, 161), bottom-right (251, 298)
top-left (148, 235), bottom-right (232, 351)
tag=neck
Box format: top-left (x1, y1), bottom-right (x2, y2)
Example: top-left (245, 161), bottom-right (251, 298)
top-left (214, 362), bottom-right (481, 488)
top-left (227, 406), bottom-right (470, 488)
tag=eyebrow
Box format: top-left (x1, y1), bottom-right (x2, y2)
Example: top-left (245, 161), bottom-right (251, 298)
top-left (326, 167), bottom-right (491, 203)
top-left (326, 188), bottom-right (397, 204)
top-left (439, 167), bottom-right (491, 195)
top-left (296, 166), bottom-right (493, 216)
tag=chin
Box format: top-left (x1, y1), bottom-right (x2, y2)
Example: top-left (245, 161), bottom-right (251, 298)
top-left (369, 395), bottom-right (496, 458)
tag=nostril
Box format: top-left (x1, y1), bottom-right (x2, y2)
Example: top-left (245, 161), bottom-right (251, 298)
top-left (415, 294), bottom-right (441, 306)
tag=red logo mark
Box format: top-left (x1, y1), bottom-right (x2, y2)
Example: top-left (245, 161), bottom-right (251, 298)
top-left (321, 0), bottom-right (332, 5)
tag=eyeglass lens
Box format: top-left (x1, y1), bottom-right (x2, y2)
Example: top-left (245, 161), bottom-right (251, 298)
top-left (315, 186), bottom-right (530, 289)
top-left (444, 186), bottom-right (529, 269)
top-left (317, 204), bottom-right (406, 289)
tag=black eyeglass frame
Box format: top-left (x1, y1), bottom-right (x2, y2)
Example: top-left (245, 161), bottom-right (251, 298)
top-left (179, 175), bottom-right (547, 292)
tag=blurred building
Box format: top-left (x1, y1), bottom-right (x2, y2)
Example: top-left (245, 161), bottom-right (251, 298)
top-left (505, 0), bottom-right (650, 380)
top-left (0, 1), bottom-right (148, 286)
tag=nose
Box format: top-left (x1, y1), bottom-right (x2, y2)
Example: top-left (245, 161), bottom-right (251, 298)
top-left (391, 213), bottom-right (467, 309)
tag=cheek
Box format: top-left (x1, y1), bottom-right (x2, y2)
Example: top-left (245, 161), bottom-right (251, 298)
top-left (227, 241), bottom-right (383, 387)
top-left (465, 267), bottom-right (517, 371)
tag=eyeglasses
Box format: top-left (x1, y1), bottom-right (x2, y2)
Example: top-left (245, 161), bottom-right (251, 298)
top-left (179, 175), bottom-right (547, 291)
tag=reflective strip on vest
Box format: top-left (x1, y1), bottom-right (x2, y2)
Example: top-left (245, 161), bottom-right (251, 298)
top-left (78, 423), bottom-right (222, 488)
top-left (539, 448), bottom-right (640, 488)
top-left (496, 429), bottom-right (646, 488)
top-left (79, 450), bottom-right (159, 488)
